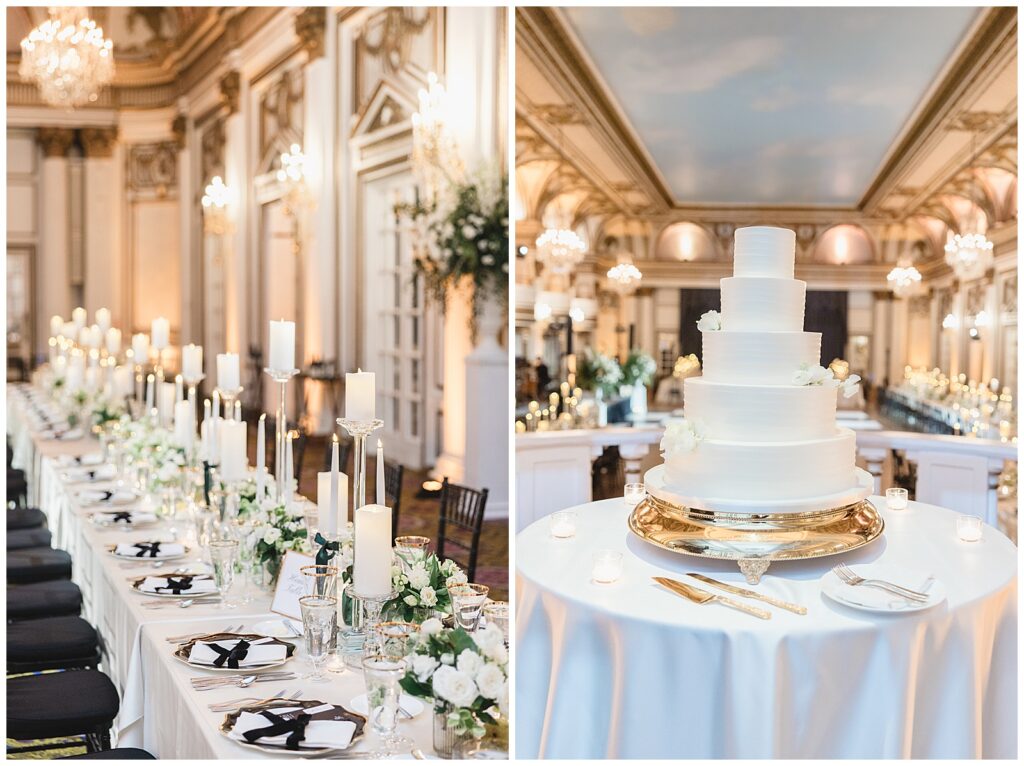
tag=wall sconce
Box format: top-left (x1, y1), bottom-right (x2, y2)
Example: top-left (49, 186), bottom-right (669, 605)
top-left (411, 71), bottom-right (464, 203)
top-left (973, 309), bottom-right (990, 327)
top-left (201, 176), bottom-right (231, 235)
top-left (276, 143), bottom-right (312, 219)
top-left (941, 313), bottom-right (958, 329)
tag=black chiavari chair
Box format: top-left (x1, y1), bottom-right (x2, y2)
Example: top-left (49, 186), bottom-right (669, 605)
top-left (436, 478), bottom-right (489, 582)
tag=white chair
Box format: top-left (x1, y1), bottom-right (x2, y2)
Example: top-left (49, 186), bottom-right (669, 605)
top-left (912, 451), bottom-right (994, 524)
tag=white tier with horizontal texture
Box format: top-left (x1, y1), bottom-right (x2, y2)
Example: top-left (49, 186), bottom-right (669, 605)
top-left (661, 427), bottom-right (860, 503)
top-left (733, 226), bottom-right (796, 279)
top-left (721, 276), bottom-right (806, 331)
top-left (683, 377), bottom-right (838, 442)
top-left (701, 330), bottom-right (821, 384)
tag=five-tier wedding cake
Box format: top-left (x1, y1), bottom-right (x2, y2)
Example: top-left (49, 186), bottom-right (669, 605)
top-left (645, 226), bottom-right (872, 514)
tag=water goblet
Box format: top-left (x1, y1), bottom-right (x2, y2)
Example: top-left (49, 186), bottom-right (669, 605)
top-left (300, 595), bottom-right (337, 683)
top-left (300, 564), bottom-right (339, 599)
top-left (230, 518), bottom-right (256, 604)
top-left (394, 536), bottom-right (431, 573)
top-left (208, 540), bottom-right (239, 609)
top-left (482, 601), bottom-right (510, 643)
top-left (375, 621), bottom-right (418, 657)
top-left (362, 654), bottom-right (409, 756)
top-left (449, 583), bottom-right (490, 632)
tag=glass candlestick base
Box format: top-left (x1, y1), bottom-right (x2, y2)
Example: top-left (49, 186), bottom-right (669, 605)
top-left (337, 418), bottom-right (384, 510)
top-left (340, 583), bottom-right (396, 669)
top-left (264, 368), bottom-right (299, 500)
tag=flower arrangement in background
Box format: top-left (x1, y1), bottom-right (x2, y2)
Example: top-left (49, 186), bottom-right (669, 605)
top-left (622, 349), bottom-right (657, 388)
top-left (577, 349), bottom-right (623, 398)
top-left (90, 393), bottom-right (125, 431)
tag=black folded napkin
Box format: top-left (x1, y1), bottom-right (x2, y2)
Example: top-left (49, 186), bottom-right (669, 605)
top-left (111, 511), bottom-right (133, 524)
top-left (154, 575), bottom-right (195, 595)
top-left (243, 710), bottom-right (312, 751)
top-left (208, 638), bottom-right (251, 668)
top-left (134, 542), bottom-right (162, 558)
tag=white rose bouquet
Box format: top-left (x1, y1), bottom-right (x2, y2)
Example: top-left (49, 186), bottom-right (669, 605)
top-left (236, 487), bottom-right (309, 582)
top-left (401, 621), bottom-right (508, 738)
top-left (386, 553), bottom-right (467, 622)
top-left (121, 418), bottom-right (187, 488)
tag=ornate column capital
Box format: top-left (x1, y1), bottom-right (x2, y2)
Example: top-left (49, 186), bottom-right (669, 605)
top-left (37, 127), bottom-right (76, 158)
top-left (80, 127), bottom-right (119, 158)
top-left (172, 115), bottom-right (187, 150)
top-left (220, 70), bottom-right (240, 115)
top-left (296, 7), bottom-right (326, 59)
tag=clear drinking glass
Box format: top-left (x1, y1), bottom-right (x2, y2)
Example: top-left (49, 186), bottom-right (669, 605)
top-left (301, 564), bottom-right (339, 599)
top-left (375, 621), bottom-right (418, 657)
top-left (208, 539), bottom-right (239, 609)
top-left (230, 518), bottom-right (255, 604)
top-left (300, 595), bottom-right (338, 683)
top-left (394, 536), bottom-right (431, 573)
top-left (482, 601), bottom-right (510, 643)
top-left (362, 654), bottom-right (409, 756)
top-left (449, 583), bottom-right (490, 631)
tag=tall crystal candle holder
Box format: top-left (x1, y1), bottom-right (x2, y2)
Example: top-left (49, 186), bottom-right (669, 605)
top-left (216, 386), bottom-right (244, 422)
top-left (153, 348), bottom-right (167, 384)
top-left (264, 367), bottom-right (299, 499)
top-left (183, 374), bottom-right (205, 411)
top-left (337, 418), bottom-right (384, 510)
top-left (341, 582), bottom-right (397, 669)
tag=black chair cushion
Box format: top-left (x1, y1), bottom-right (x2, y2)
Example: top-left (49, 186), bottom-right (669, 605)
top-left (8, 580), bottom-right (83, 620)
top-left (8, 506), bottom-right (46, 530)
top-left (7, 527), bottom-right (52, 549)
top-left (8, 616), bottom-right (98, 662)
top-left (63, 749), bottom-right (156, 760)
top-left (8, 468), bottom-right (26, 482)
top-left (7, 547), bottom-right (72, 584)
top-left (6, 670), bottom-right (119, 740)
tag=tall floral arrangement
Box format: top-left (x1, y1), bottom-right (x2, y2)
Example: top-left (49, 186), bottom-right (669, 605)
top-left (577, 349), bottom-right (623, 398)
top-left (622, 349), bottom-right (656, 388)
top-left (235, 481), bottom-right (309, 582)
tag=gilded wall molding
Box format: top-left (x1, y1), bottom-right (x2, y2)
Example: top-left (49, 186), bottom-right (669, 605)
top-left (296, 7), bottom-right (327, 60)
top-left (127, 142), bottom-right (179, 196)
top-left (219, 71), bottom-right (241, 115)
top-left (37, 127), bottom-right (75, 157)
top-left (80, 127), bottom-right (119, 158)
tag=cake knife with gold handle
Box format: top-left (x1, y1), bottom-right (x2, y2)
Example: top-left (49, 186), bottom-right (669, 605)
top-left (653, 577), bottom-right (771, 620)
top-left (687, 573), bottom-right (807, 615)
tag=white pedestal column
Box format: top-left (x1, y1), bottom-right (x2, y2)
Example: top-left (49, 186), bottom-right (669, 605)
top-left (464, 297), bottom-right (509, 518)
top-left (433, 281), bottom-right (472, 482)
top-left (82, 128), bottom-right (122, 326)
top-left (37, 128), bottom-right (75, 340)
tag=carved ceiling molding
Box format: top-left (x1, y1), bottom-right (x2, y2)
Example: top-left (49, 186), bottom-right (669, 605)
top-left (296, 7), bottom-right (327, 59)
top-left (219, 71), bottom-right (241, 115)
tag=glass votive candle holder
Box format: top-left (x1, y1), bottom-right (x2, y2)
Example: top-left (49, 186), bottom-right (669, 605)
top-left (624, 482), bottom-right (645, 506)
top-left (885, 487), bottom-right (909, 511)
top-left (548, 510), bottom-right (577, 539)
top-left (956, 514), bottom-right (983, 542)
top-left (591, 550), bottom-right (623, 584)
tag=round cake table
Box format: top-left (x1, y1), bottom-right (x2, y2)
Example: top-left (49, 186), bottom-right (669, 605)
top-left (516, 497), bottom-right (1017, 759)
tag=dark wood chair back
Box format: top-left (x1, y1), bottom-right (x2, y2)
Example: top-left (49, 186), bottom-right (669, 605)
top-left (384, 460), bottom-right (404, 533)
top-left (436, 477), bottom-right (488, 582)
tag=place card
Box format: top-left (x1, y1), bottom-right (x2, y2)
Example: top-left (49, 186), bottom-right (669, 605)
top-left (270, 550), bottom-right (316, 620)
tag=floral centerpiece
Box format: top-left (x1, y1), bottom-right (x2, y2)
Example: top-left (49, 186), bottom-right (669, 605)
top-left (90, 393), bottom-right (126, 431)
top-left (386, 552), bottom-right (467, 622)
top-left (121, 418), bottom-right (187, 490)
top-left (577, 349), bottom-right (623, 399)
top-left (622, 349), bottom-right (656, 388)
top-left (235, 478), bottom-right (309, 583)
top-left (400, 620), bottom-right (508, 756)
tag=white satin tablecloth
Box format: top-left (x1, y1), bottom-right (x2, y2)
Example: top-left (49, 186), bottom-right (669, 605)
top-left (516, 497), bottom-right (1017, 759)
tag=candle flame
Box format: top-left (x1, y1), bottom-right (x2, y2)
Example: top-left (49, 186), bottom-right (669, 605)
top-left (332, 433), bottom-right (339, 444)
top-left (259, 412), bottom-right (266, 422)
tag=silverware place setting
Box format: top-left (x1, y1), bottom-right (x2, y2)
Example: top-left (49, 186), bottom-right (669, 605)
top-left (190, 671), bottom-right (297, 691)
top-left (832, 563), bottom-right (930, 602)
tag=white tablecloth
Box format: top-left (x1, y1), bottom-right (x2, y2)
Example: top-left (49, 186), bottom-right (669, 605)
top-left (8, 385), bottom-right (437, 758)
top-left (516, 497), bottom-right (1017, 758)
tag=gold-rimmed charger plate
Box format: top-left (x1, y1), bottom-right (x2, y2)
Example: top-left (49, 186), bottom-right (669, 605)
top-left (219, 698), bottom-right (366, 756)
top-left (129, 573), bottom-right (218, 599)
top-left (174, 632), bottom-right (295, 673)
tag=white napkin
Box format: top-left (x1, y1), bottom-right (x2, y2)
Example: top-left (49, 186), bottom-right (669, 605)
top-left (114, 542), bottom-right (185, 559)
top-left (78, 489), bottom-right (137, 506)
top-left (188, 638), bottom-right (287, 668)
top-left (138, 575), bottom-right (217, 595)
top-left (45, 427), bottom-right (84, 441)
top-left (228, 705), bottom-right (356, 749)
top-left (58, 453), bottom-right (104, 467)
top-left (65, 465), bottom-right (117, 483)
top-left (96, 511), bottom-right (158, 525)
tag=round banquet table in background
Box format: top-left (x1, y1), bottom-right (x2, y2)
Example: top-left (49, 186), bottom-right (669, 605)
top-left (516, 497), bottom-right (1017, 759)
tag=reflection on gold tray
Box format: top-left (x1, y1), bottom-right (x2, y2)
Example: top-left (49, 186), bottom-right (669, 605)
top-left (628, 495), bottom-right (884, 584)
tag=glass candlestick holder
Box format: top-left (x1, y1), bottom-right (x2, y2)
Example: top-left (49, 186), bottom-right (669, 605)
top-left (264, 367), bottom-right (299, 499)
top-left (340, 582), bottom-right (397, 669)
top-left (337, 418), bottom-right (384, 510)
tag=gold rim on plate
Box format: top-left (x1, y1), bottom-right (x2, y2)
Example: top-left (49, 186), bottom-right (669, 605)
top-left (174, 632), bottom-right (296, 673)
top-left (219, 698), bottom-right (366, 755)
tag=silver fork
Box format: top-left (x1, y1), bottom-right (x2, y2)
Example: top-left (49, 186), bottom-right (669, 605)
top-left (208, 688), bottom-right (304, 713)
top-left (834, 563), bottom-right (929, 602)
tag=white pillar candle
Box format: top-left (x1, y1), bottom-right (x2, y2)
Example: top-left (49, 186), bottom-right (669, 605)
top-left (345, 369), bottom-right (375, 421)
top-left (52, 355), bottom-right (67, 377)
top-left (105, 328), bottom-right (121, 356)
top-left (151, 317), bottom-right (170, 350)
top-left (317, 471), bottom-right (349, 536)
top-left (330, 436), bottom-right (340, 525)
top-left (132, 333), bottom-right (149, 363)
top-left (84, 366), bottom-right (101, 392)
top-left (269, 319), bottom-right (296, 372)
top-left (174, 399), bottom-right (194, 449)
top-left (72, 307), bottom-right (87, 330)
top-left (157, 382), bottom-right (176, 426)
top-left (217, 353), bottom-right (240, 391)
top-left (67, 355), bottom-right (84, 390)
top-left (182, 344), bottom-right (203, 381)
top-left (354, 503), bottom-right (392, 597)
top-left (256, 413), bottom-right (266, 498)
top-left (88, 325), bottom-right (103, 349)
top-left (50, 315), bottom-right (63, 337)
top-left (61, 321), bottom-right (76, 341)
top-left (219, 420), bottom-right (248, 482)
top-left (376, 439), bottom-right (386, 505)
top-left (95, 307), bottom-right (111, 332)
top-left (175, 374), bottom-right (184, 403)
top-left (112, 365), bottom-right (132, 399)
top-left (145, 374), bottom-right (155, 410)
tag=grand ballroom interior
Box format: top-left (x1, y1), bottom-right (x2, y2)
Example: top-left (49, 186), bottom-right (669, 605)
top-left (6, 5), bottom-right (509, 759)
top-left (514, 5), bottom-right (1018, 760)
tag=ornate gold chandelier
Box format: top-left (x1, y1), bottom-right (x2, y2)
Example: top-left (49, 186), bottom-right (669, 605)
top-left (19, 7), bottom-right (115, 109)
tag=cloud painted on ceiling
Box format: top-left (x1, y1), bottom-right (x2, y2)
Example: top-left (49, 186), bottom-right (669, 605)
top-left (565, 6), bottom-right (979, 206)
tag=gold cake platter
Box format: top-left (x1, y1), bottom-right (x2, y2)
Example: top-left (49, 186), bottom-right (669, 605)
top-left (628, 488), bottom-right (884, 584)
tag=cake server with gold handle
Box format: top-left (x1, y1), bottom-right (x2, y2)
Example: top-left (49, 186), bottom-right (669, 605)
top-left (653, 577), bottom-right (771, 620)
top-left (687, 573), bottom-right (807, 615)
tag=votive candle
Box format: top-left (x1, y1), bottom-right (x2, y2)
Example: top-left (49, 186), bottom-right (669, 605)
top-left (592, 550), bottom-right (623, 584)
top-left (956, 514), bottom-right (983, 542)
top-left (885, 488), bottom-right (909, 511)
top-left (549, 510), bottom-right (577, 539)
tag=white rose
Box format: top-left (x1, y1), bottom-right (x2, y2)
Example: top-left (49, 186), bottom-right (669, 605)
top-left (412, 654), bottom-right (439, 683)
top-left (262, 527), bottom-right (282, 545)
top-left (446, 570), bottom-right (468, 587)
top-left (660, 419), bottom-right (702, 457)
top-left (419, 618), bottom-right (443, 637)
top-left (404, 594), bottom-right (418, 606)
top-left (408, 565), bottom-right (430, 590)
top-left (696, 310), bottom-right (722, 332)
top-left (456, 649), bottom-right (484, 677)
top-left (475, 663), bottom-right (505, 701)
top-left (792, 365), bottom-right (813, 386)
top-left (432, 665), bottom-right (479, 708)
top-left (440, 652), bottom-right (455, 666)
top-left (420, 586), bottom-right (438, 607)
top-left (462, 225), bottom-right (477, 239)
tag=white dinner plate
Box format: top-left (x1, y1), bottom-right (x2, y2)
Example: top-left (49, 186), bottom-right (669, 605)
top-left (107, 543), bottom-right (190, 561)
top-left (130, 573), bottom-right (219, 598)
top-left (348, 693), bottom-right (425, 719)
top-left (821, 564), bottom-right (946, 614)
top-left (57, 453), bottom-right (104, 467)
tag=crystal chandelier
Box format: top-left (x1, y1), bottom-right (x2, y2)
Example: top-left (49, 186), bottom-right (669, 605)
top-left (944, 232), bottom-right (993, 280)
top-left (886, 263), bottom-right (923, 298)
top-left (535, 227), bottom-right (586, 274)
top-left (19, 8), bottom-right (115, 109)
top-left (607, 255), bottom-right (643, 295)
top-left (411, 72), bottom-right (464, 203)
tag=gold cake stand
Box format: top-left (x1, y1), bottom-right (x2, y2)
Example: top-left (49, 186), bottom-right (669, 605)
top-left (628, 489), bottom-right (884, 584)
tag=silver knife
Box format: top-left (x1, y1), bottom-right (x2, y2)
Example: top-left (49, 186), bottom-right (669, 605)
top-left (687, 573), bottom-right (807, 615)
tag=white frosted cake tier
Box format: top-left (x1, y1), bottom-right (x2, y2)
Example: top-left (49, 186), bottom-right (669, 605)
top-left (701, 330), bottom-right (821, 384)
top-left (659, 427), bottom-right (864, 507)
top-left (683, 377), bottom-right (838, 442)
top-left (733, 226), bottom-right (796, 279)
top-left (721, 276), bottom-right (806, 332)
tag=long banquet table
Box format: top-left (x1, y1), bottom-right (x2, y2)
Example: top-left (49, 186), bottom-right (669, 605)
top-left (7, 383), bottom-right (434, 757)
top-left (515, 496), bottom-right (1018, 759)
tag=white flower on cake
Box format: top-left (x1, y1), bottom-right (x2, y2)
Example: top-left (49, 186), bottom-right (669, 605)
top-left (660, 418), bottom-right (705, 457)
top-left (840, 374), bottom-right (862, 399)
top-left (792, 363), bottom-right (835, 387)
top-left (696, 310), bottom-right (722, 332)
